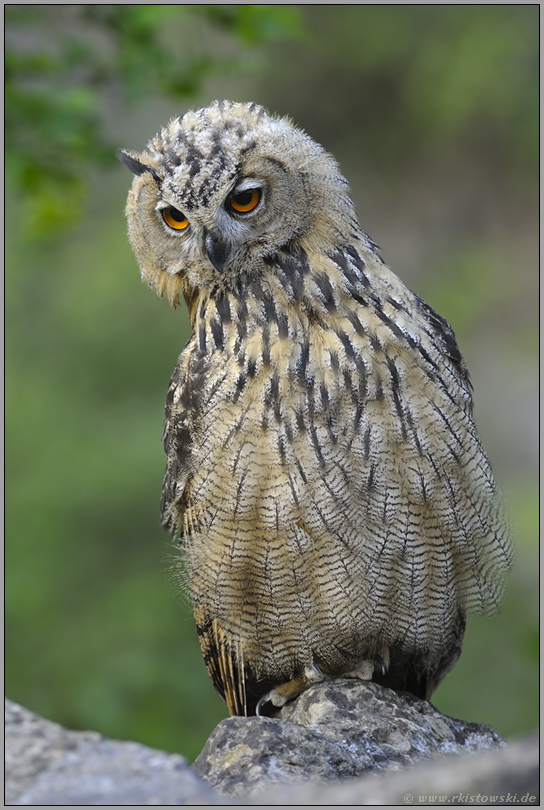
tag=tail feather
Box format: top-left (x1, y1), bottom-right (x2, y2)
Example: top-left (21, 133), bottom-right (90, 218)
top-left (194, 605), bottom-right (248, 716)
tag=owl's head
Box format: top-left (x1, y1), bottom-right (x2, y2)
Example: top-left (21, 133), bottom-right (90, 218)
top-left (120, 101), bottom-right (356, 308)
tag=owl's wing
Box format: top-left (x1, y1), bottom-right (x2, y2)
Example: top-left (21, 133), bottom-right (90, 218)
top-left (160, 343), bottom-right (258, 715)
top-left (160, 339), bottom-right (203, 536)
top-left (412, 293), bottom-right (473, 398)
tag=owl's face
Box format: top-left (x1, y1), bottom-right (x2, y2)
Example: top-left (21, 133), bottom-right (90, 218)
top-left (120, 101), bottom-right (355, 307)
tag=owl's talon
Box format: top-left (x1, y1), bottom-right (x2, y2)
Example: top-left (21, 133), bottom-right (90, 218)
top-left (256, 687), bottom-right (290, 716)
top-left (256, 692), bottom-right (272, 717)
top-left (305, 661), bottom-right (326, 683)
top-left (375, 655), bottom-right (387, 676)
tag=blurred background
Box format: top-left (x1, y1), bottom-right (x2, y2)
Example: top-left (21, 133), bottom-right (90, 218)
top-left (6, 5), bottom-right (538, 761)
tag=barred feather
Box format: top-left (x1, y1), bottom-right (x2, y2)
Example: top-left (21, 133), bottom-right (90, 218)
top-left (122, 101), bottom-right (512, 715)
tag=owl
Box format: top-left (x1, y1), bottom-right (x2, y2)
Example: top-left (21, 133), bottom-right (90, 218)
top-left (120, 101), bottom-right (512, 717)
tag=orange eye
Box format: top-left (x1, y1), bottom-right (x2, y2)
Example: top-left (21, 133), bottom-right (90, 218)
top-left (162, 207), bottom-right (189, 230)
top-left (229, 187), bottom-right (261, 213)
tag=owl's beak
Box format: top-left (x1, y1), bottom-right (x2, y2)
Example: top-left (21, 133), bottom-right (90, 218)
top-left (204, 230), bottom-right (229, 273)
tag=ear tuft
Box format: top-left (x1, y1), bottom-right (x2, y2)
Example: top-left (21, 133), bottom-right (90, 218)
top-left (118, 150), bottom-right (160, 183)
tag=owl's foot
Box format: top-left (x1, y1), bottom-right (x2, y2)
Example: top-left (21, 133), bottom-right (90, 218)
top-left (255, 647), bottom-right (390, 716)
top-left (342, 645), bottom-right (390, 680)
top-left (256, 662), bottom-right (327, 716)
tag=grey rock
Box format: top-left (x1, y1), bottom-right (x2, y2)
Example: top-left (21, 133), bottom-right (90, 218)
top-left (249, 733), bottom-right (539, 805)
top-left (194, 679), bottom-right (506, 798)
top-left (7, 687), bottom-right (536, 807)
top-left (5, 699), bottom-right (228, 806)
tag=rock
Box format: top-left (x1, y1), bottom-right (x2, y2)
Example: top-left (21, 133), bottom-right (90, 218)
top-left (248, 733), bottom-right (539, 805)
top-left (5, 699), bottom-right (228, 806)
top-left (194, 679), bottom-right (506, 798)
top-left (7, 688), bottom-right (537, 806)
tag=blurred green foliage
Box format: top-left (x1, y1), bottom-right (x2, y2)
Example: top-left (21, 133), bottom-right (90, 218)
top-left (6, 5), bottom-right (538, 760)
top-left (5, 4), bottom-right (303, 233)
top-left (260, 5), bottom-right (538, 177)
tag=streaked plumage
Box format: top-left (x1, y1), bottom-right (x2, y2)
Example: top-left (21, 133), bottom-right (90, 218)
top-left (120, 101), bottom-right (512, 716)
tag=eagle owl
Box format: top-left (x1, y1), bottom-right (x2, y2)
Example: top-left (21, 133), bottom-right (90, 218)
top-left (120, 101), bottom-right (512, 716)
